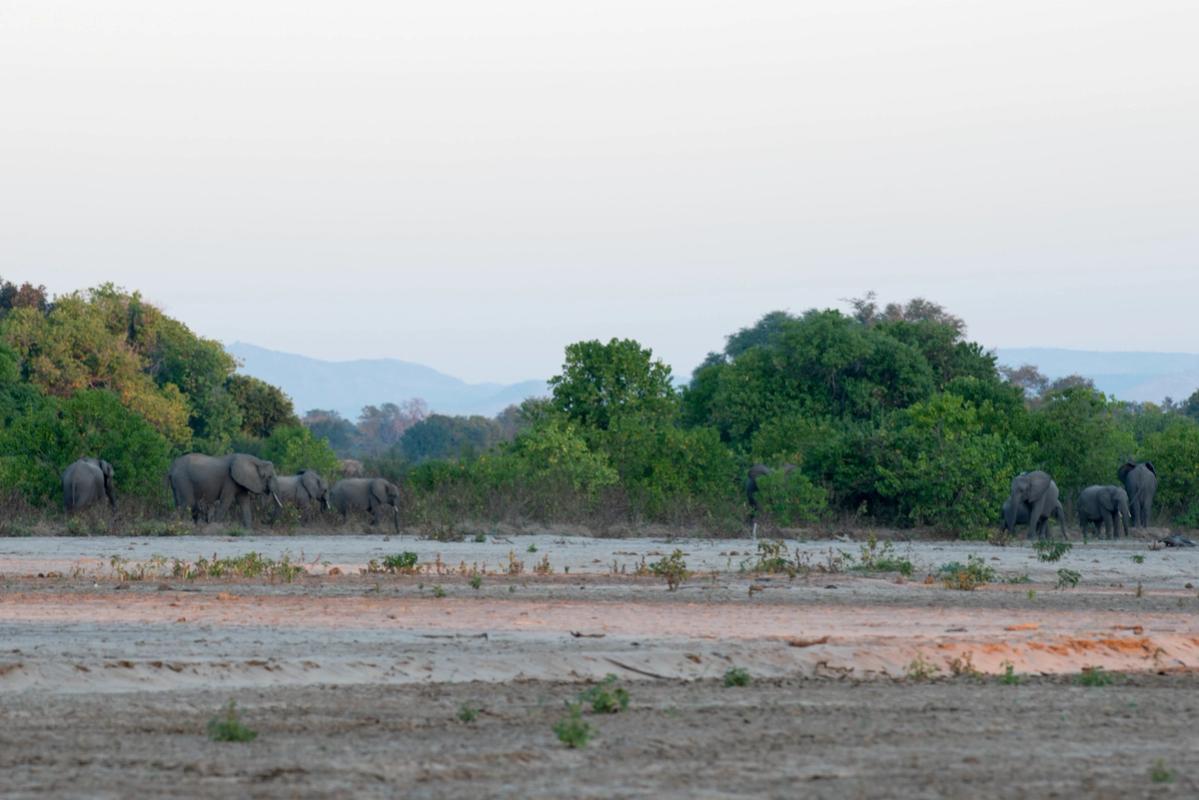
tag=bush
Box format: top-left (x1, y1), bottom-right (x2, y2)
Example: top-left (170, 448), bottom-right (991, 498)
top-left (752, 467), bottom-right (828, 527)
top-left (207, 701), bottom-right (257, 743)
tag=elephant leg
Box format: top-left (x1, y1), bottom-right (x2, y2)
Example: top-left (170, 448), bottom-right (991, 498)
top-left (237, 494), bottom-right (253, 529)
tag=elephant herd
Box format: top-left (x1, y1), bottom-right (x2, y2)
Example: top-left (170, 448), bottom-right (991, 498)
top-left (61, 453), bottom-right (402, 533)
top-left (1001, 461), bottom-right (1158, 541)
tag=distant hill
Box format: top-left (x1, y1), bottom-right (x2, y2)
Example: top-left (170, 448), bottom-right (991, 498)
top-left (226, 343), bottom-right (548, 419)
top-left (995, 348), bottom-right (1199, 404)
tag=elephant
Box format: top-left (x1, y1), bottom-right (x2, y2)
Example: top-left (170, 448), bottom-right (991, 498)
top-left (340, 459), bottom-right (365, 478)
top-left (62, 458), bottom-right (116, 513)
top-left (1118, 461), bottom-right (1157, 529)
top-left (1001, 497), bottom-right (1067, 539)
top-left (168, 453), bottom-right (281, 528)
top-left (1003, 470), bottom-right (1067, 540)
top-left (745, 463), bottom-right (796, 538)
top-left (1077, 485), bottom-right (1131, 540)
top-left (271, 470), bottom-right (331, 520)
top-left (331, 478), bottom-right (400, 533)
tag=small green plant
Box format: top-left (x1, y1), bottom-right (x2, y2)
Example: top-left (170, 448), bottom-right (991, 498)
top-left (1056, 568), bottom-right (1081, 590)
top-left (1033, 540), bottom-right (1072, 563)
top-left (381, 552), bottom-right (419, 573)
top-left (1131, 554), bottom-right (1145, 565)
top-left (552, 704), bottom-right (593, 749)
top-left (1076, 666), bottom-right (1114, 687)
top-left (948, 651), bottom-right (981, 678)
top-left (1004, 573), bottom-right (1031, 584)
top-left (853, 535), bottom-right (914, 577)
top-left (457, 703), bottom-right (479, 723)
top-left (578, 674), bottom-right (630, 714)
top-left (649, 549), bottom-right (689, 591)
top-left (473, 533), bottom-right (487, 543)
top-left (723, 667), bottom-right (751, 687)
top-left (1149, 759), bottom-right (1174, 784)
top-left (432, 584), bottom-right (446, 598)
top-left (527, 543), bottom-right (538, 553)
top-left (743, 540), bottom-right (800, 577)
top-left (1000, 661), bottom-right (1021, 685)
top-left (1027, 589), bottom-right (1037, 601)
top-left (938, 555), bottom-right (996, 591)
top-left (906, 654), bottom-right (941, 681)
top-left (207, 701), bottom-right (258, 743)
top-left (469, 575), bottom-right (482, 590)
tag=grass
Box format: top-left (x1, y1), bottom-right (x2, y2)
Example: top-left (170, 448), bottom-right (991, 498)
top-left (1131, 554), bottom-right (1145, 565)
top-left (999, 661), bottom-right (1021, 685)
top-left (473, 533), bottom-right (487, 543)
top-left (172, 552), bottom-right (305, 583)
top-left (527, 543), bottom-right (538, 553)
top-left (1150, 759), bottom-right (1175, 784)
top-left (381, 552), bottom-right (419, 573)
top-left (852, 535), bottom-right (914, 577)
top-left (1055, 569), bottom-right (1081, 590)
top-left (723, 667), bottom-right (751, 687)
top-left (457, 703), bottom-right (479, 723)
top-left (469, 575), bottom-right (482, 590)
top-left (578, 674), bottom-right (630, 714)
top-left (948, 651), bottom-right (980, 678)
top-left (937, 555), bottom-right (996, 591)
top-left (1076, 666), bottom-right (1114, 687)
top-left (906, 654), bottom-right (941, 681)
top-left (207, 701), bottom-right (257, 743)
top-left (432, 584), bottom-right (446, 598)
top-left (1033, 540), bottom-right (1072, 563)
top-left (552, 704), bottom-right (593, 748)
top-left (649, 549), bottom-right (689, 591)
top-left (743, 540), bottom-right (801, 576)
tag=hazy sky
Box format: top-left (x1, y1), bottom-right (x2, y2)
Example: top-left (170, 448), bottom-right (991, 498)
top-left (2, 1), bottom-right (1197, 384)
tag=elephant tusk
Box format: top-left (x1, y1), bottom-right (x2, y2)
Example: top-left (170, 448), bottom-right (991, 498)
top-left (272, 492), bottom-right (283, 508)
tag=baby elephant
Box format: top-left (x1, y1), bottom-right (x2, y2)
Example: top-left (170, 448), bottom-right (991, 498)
top-left (62, 458), bottom-right (116, 513)
top-left (272, 470), bottom-right (331, 519)
top-left (331, 478), bottom-right (400, 534)
top-left (1077, 485), bottom-right (1131, 540)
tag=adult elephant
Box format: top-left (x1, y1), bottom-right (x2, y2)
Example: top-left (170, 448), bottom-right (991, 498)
top-left (331, 478), bottom-right (400, 533)
top-left (62, 458), bottom-right (116, 513)
top-left (168, 453), bottom-right (281, 528)
top-left (273, 470), bottom-right (331, 519)
top-left (1077, 485), bottom-right (1131, 540)
top-left (1117, 461), bottom-right (1157, 529)
top-left (1002, 496), bottom-right (1067, 539)
top-left (1003, 470), bottom-right (1067, 540)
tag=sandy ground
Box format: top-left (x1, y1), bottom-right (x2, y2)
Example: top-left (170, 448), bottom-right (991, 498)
top-left (2, 533), bottom-right (1198, 797)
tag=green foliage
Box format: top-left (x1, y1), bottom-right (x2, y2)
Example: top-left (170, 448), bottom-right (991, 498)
top-left (1000, 661), bottom-right (1021, 685)
top-left (723, 667), bottom-right (752, 687)
top-left (875, 392), bottom-right (1026, 529)
top-left (207, 701), bottom-right (258, 743)
top-left (549, 338), bottom-right (677, 430)
top-left (906, 654), bottom-right (941, 681)
top-left (457, 704), bottom-right (479, 724)
top-left (1056, 569), bottom-right (1081, 589)
top-left (1034, 540), bottom-right (1072, 563)
top-left (753, 466), bottom-right (828, 526)
top-left (648, 549), bottom-right (689, 590)
top-left (578, 675), bottom-right (630, 714)
top-left (1150, 759), bottom-right (1174, 784)
top-left (1142, 419), bottom-right (1199, 521)
top-left (226, 374), bottom-right (299, 439)
top-left (1028, 388), bottom-right (1135, 504)
top-left (399, 413), bottom-right (509, 463)
top-left (552, 704), bottom-right (593, 748)
top-left (938, 555), bottom-right (997, 590)
top-left (260, 425), bottom-right (340, 477)
top-left (1076, 666), bottom-right (1113, 687)
top-left (381, 552), bottom-right (419, 572)
top-left (852, 536), bottom-right (914, 576)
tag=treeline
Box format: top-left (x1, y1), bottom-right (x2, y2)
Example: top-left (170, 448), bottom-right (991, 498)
top-left (302, 294), bottom-right (1199, 534)
top-left (0, 281), bottom-right (338, 508)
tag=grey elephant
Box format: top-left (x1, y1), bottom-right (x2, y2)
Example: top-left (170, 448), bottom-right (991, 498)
top-left (1001, 496), bottom-right (1067, 539)
top-left (331, 478), bottom-right (400, 533)
top-left (62, 458), bottom-right (116, 513)
top-left (272, 470), bottom-right (331, 519)
top-left (1117, 461), bottom-right (1157, 529)
top-left (1003, 470), bottom-right (1067, 540)
top-left (1077, 485), bottom-right (1131, 540)
top-left (168, 453), bottom-right (281, 528)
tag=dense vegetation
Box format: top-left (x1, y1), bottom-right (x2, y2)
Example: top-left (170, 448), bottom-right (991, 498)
top-left (4, 279), bottom-right (1199, 537)
top-left (0, 281), bottom-right (337, 508)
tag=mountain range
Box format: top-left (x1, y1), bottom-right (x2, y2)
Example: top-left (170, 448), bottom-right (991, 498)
top-left (226, 343), bottom-right (548, 420)
top-left (994, 348), bottom-right (1199, 404)
top-left (227, 342), bottom-right (1199, 422)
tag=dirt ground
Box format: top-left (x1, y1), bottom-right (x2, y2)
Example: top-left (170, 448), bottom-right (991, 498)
top-left (1, 534), bottom-right (1197, 798)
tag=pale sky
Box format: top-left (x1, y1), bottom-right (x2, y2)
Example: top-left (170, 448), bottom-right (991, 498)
top-left (2, 1), bottom-right (1197, 383)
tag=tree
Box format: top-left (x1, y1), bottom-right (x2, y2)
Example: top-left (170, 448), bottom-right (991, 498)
top-left (226, 374), bottom-right (299, 439)
top-left (302, 409), bottom-right (361, 455)
top-left (399, 414), bottom-right (504, 463)
top-left (549, 339), bottom-right (677, 431)
top-left (1028, 387), bottom-right (1136, 501)
top-left (261, 425), bottom-right (341, 477)
top-left (356, 400), bottom-right (429, 455)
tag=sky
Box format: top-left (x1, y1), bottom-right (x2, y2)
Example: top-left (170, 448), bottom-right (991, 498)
top-left (1, 1), bottom-right (1197, 384)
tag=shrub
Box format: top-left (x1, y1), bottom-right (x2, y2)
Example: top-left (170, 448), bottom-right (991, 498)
top-left (938, 555), bottom-right (996, 590)
top-left (723, 667), bottom-right (751, 687)
top-left (1034, 540), bottom-right (1071, 563)
top-left (552, 704), bottom-right (593, 748)
top-left (578, 675), bottom-right (629, 714)
top-left (207, 701), bottom-right (257, 743)
top-left (648, 549), bottom-right (689, 591)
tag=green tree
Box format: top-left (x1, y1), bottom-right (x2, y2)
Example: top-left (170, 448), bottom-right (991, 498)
top-left (261, 425), bottom-right (341, 477)
top-left (1028, 387), bottom-right (1135, 501)
top-left (226, 374), bottom-right (299, 439)
top-left (549, 339), bottom-right (677, 431)
top-left (1142, 419), bottom-right (1199, 523)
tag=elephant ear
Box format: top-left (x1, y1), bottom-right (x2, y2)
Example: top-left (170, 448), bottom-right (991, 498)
top-left (301, 471), bottom-right (323, 499)
top-left (370, 480), bottom-right (388, 508)
top-left (230, 455), bottom-right (267, 494)
top-left (1143, 461), bottom-right (1157, 477)
top-left (1117, 462), bottom-right (1134, 481)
